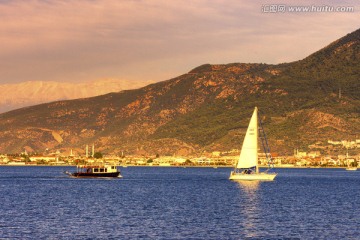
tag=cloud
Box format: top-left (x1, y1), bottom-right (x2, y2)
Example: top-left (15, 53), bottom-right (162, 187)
top-left (0, 0), bottom-right (358, 84)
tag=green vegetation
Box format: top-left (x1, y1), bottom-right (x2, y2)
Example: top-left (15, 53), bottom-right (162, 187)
top-left (151, 29), bottom-right (360, 154)
top-left (0, 29), bottom-right (359, 155)
top-left (93, 152), bottom-right (103, 159)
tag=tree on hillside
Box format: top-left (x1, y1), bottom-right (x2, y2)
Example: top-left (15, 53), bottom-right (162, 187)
top-left (94, 152), bottom-right (103, 159)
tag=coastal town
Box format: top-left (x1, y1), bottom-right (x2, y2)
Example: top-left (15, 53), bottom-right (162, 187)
top-left (1, 138), bottom-right (359, 168)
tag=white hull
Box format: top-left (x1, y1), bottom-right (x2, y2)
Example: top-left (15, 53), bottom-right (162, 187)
top-left (229, 171), bottom-right (277, 181)
top-left (346, 167), bottom-right (357, 171)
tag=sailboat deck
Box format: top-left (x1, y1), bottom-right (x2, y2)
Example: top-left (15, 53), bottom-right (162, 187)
top-left (230, 171), bottom-right (277, 181)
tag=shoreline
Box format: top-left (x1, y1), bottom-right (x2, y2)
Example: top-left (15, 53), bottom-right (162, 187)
top-left (0, 164), bottom-right (353, 169)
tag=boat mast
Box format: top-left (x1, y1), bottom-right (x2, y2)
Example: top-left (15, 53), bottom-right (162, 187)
top-left (258, 109), bottom-right (274, 170)
top-left (254, 107), bottom-right (259, 174)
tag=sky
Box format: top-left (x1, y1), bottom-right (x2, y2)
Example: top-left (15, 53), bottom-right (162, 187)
top-left (0, 0), bottom-right (359, 85)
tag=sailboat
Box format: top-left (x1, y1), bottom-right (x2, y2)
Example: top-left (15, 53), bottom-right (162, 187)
top-left (229, 107), bottom-right (277, 181)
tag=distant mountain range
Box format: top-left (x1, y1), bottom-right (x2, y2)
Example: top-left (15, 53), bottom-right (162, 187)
top-left (0, 28), bottom-right (359, 155)
top-left (0, 79), bottom-right (154, 113)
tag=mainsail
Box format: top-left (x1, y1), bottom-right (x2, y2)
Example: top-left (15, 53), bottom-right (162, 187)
top-left (236, 107), bottom-right (258, 169)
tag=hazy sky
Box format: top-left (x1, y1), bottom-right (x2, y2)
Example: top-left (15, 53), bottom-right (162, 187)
top-left (0, 0), bottom-right (358, 84)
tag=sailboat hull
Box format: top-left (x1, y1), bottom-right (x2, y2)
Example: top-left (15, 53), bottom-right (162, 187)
top-left (229, 171), bottom-right (277, 181)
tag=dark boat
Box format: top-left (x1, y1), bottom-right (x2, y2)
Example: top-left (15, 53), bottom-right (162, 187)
top-left (65, 165), bottom-right (122, 178)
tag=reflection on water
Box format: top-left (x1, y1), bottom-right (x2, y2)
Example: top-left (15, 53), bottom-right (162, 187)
top-left (235, 181), bottom-right (261, 238)
top-left (236, 180), bottom-right (260, 192)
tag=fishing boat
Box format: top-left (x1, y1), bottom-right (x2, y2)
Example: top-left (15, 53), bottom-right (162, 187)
top-left (229, 107), bottom-right (277, 181)
top-left (65, 164), bottom-right (122, 178)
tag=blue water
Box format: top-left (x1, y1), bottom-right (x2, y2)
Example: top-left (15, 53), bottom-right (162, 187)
top-left (0, 167), bottom-right (360, 239)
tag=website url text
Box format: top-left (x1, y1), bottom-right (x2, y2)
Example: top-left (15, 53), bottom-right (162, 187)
top-left (262, 5), bottom-right (354, 13)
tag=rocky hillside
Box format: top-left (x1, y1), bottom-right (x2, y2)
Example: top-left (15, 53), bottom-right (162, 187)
top-left (0, 28), bottom-right (359, 156)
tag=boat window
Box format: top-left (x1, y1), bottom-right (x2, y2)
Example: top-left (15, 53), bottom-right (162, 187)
top-left (94, 168), bottom-right (98, 172)
top-left (105, 169), bottom-right (107, 172)
top-left (100, 168), bottom-right (104, 172)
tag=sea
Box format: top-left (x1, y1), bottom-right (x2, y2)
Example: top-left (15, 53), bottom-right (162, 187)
top-left (0, 166), bottom-right (359, 240)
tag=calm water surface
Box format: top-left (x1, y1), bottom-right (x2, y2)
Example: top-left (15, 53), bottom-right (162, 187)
top-left (0, 166), bottom-right (359, 239)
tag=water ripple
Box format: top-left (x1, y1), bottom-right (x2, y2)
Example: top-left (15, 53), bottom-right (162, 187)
top-left (0, 167), bottom-right (360, 239)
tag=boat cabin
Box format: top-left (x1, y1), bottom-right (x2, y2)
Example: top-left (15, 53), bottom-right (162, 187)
top-left (82, 165), bottom-right (118, 173)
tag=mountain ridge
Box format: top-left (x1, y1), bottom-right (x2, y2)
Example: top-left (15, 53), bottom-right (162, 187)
top-left (0, 28), bottom-right (359, 155)
top-left (0, 79), bottom-right (154, 113)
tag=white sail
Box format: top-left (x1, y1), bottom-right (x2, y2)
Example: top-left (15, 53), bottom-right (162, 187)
top-left (236, 107), bottom-right (258, 169)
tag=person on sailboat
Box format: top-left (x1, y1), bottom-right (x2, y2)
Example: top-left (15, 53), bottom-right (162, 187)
top-left (243, 169), bottom-right (253, 174)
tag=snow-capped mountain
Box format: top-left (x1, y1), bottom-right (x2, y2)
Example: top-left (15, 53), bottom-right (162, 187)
top-left (0, 79), bottom-right (154, 113)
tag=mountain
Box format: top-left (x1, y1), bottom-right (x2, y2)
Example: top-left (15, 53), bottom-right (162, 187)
top-left (0, 29), bottom-right (359, 156)
top-left (0, 79), bottom-right (154, 113)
